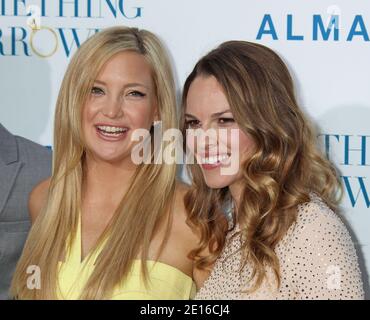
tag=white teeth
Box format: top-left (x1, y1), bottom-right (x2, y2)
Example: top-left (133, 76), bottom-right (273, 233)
top-left (200, 154), bottom-right (229, 164)
top-left (97, 125), bottom-right (127, 133)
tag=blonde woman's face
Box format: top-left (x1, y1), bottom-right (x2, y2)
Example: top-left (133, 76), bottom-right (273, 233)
top-left (82, 51), bottom-right (158, 165)
top-left (185, 75), bottom-right (254, 189)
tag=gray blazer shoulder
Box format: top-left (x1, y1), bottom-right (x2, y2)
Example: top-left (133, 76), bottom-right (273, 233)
top-left (0, 123), bottom-right (52, 299)
top-left (15, 133), bottom-right (52, 178)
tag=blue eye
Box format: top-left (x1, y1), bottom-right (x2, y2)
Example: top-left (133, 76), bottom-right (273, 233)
top-left (91, 86), bottom-right (104, 95)
top-left (128, 90), bottom-right (146, 97)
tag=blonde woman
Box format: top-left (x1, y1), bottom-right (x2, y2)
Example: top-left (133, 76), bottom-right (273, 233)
top-left (181, 41), bottom-right (365, 299)
top-left (11, 26), bottom-right (199, 299)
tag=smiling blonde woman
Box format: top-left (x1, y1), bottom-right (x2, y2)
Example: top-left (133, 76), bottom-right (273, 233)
top-left (10, 26), bottom-right (199, 300)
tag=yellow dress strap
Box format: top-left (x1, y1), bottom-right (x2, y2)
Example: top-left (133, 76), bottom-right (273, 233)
top-left (57, 213), bottom-right (196, 299)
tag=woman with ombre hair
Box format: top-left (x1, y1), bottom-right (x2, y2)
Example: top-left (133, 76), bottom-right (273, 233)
top-left (11, 26), bottom-right (199, 299)
top-left (181, 41), bottom-right (365, 299)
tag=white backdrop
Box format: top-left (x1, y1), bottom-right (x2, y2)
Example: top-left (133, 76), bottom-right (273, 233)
top-left (0, 0), bottom-right (369, 297)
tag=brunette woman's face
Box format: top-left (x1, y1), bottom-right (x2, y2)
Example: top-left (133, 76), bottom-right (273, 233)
top-left (185, 75), bottom-right (255, 189)
top-left (82, 51), bottom-right (158, 165)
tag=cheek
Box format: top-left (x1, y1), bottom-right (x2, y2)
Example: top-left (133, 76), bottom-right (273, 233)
top-left (82, 103), bottom-right (96, 133)
top-left (185, 133), bottom-right (195, 154)
top-left (82, 99), bottom-right (101, 122)
top-left (217, 128), bottom-right (251, 154)
top-left (126, 102), bottom-right (156, 129)
top-left (237, 131), bottom-right (255, 160)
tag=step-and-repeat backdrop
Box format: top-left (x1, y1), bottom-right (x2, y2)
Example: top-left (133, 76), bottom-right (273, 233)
top-left (0, 0), bottom-right (369, 296)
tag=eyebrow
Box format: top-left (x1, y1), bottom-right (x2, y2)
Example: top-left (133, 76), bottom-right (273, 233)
top-left (93, 79), bottom-right (150, 89)
top-left (94, 79), bottom-right (106, 85)
top-left (185, 109), bottom-right (232, 119)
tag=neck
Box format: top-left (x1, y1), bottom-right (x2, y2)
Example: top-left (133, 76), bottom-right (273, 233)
top-left (82, 154), bottom-right (137, 205)
top-left (228, 179), bottom-right (244, 216)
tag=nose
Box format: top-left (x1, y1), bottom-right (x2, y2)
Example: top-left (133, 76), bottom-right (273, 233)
top-left (199, 120), bottom-right (220, 132)
top-left (192, 123), bottom-right (219, 154)
top-left (102, 96), bottom-right (124, 118)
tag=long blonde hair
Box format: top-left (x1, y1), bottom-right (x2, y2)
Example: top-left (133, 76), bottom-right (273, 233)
top-left (180, 41), bottom-right (342, 292)
top-left (11, 26), bottom-right (178, 299)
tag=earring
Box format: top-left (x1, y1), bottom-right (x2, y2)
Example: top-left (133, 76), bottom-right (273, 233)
top-left (150, 120), bottom-right (161, 133)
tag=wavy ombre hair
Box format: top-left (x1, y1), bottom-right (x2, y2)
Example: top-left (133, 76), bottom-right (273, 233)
top-left (180, 41), bottom-right (342, 292)
top-left (11, 26), bottom-right (178, 299)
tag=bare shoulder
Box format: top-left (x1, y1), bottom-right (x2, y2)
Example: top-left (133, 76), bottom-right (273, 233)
top-left (29, 177), bottom-right (51, 223)
top-left (173, 181), bottom-right (214, 288)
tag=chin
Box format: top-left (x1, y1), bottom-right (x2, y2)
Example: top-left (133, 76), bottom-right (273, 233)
top-left (202, 174), bottom-right (237, 189)
top-left (88, 148), bottom-right (132, 164)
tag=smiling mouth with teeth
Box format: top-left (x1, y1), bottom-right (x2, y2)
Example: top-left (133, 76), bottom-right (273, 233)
top-left (96, 125), bottom-right (129, 136)
top-left (199, 154), bottom-right (230, 165)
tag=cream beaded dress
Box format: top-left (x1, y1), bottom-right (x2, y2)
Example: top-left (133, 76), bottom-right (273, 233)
top-left (195, 194), bottom-right (365, 300)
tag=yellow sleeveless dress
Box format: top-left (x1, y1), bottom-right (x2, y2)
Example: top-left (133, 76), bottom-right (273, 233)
top-left (57, 216), bottom-right (196, 299)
